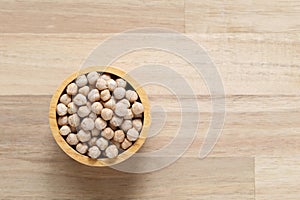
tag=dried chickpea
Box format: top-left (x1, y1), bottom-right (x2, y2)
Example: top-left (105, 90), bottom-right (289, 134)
top-left (105, 145), bottom-right (119, 158)
top-left (88, 146), bottom-right (101, 159)
top-left (113, 130), bottom-right (125, 143)
top-left (66, 83), bottom-right (78, 95)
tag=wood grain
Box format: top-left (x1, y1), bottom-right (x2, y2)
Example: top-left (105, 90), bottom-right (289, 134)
top-left (2, 94), bottom-right (297, 159)
top-left (1, 0), bottom-right (300, 199)
top-left (0, 95), bottom-right (254, 199)
top-left (0, 156), bottom-right (254, 200)
top-left (255, 157), bottom-right (300, 200)
top-left (0, 33), bottom-right (299, 96)
top-left (185, 0), bottom-right (300, 33)
top-left (0, 0), bottom-right (184, 33)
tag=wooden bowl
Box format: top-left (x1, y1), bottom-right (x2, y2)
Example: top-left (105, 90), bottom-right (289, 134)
top-left (49, 66), bottom-right (151, 167)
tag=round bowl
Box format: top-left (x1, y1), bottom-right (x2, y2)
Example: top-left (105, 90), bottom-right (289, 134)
top-left (49, 66), bottom-right (150, 167)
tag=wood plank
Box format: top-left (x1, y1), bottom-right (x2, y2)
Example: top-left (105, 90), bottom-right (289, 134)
top-left (1, 1), bottom-right (299, 198)
top-left (165, 94), bottom-right (300, 158)
top-left (0, 156), bottom-right (254, 199)
top-left (1, 95), bottom-right (299, 159)
top-left (0, 95), bottom-right (254, 199)
top-left (0, 33), bottom-right (299, 95)
top-left (0, 0), bottom-right (184, 33)
top-left (185, 0), bottom-right (300, 33)
top-left (255, 157), bottom-right (300, 199)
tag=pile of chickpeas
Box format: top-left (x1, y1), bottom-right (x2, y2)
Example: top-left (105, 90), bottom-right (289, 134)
top-left (56, 71), bottom-right (144, 159)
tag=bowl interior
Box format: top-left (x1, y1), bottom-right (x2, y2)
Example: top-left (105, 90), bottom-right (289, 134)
top-left (49, 66), bottom-right (150, 167)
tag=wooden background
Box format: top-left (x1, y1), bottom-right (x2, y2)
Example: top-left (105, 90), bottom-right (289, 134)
top-left (0, 0), bottom-right (300, 199)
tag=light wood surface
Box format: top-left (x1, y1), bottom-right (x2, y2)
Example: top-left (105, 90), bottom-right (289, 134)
top-left (0, 0), bottom-right (184, 33)
top-left (0, 1), bottom-right (299, 199)
top-left (185, 0), bottom-right (300, 33)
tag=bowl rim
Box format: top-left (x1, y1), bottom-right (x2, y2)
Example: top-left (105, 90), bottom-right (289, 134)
top-left (49, 66), bottom-right (151, 167)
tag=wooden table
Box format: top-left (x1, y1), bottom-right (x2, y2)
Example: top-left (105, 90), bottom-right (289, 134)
top-left (0, 1), bottom-right (299, 199)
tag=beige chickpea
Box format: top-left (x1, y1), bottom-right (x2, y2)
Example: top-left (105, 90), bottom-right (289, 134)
top-left (77, 106), bottom-right (91, 118)
top-left (127, 128), bottom-right (139, 141)
top-left (88, 137), bottom-right (98, 147)
top-left (95, 78), bottom-right (107, 90)
top-left (91, 102), bottom-right (103, 115)
top-left (81, 118), bottom-right (95, 131)
top-left (101, 127), bottom-right (114, 140)
top-left (96, 137), bottom-right (109, 151)
top-left (116, 78), bottom-right (127, 88)
top-left (125, 90), bottom-right (138, 103)
top-left (113, 87), bottom-right (126, 100)
top-left (132, 119), bottom-right (143, 132)
top-left (89, 112), bottom-right (97, 121)
top-left (95, 117), bottom-right (107, 130)
top-left (110, 115), bottom-right (123, 127)
top-left (120, 120), bottom-right (133, 132)
top-left (107, 79), bottom-right (117, 91)
top-left (87, 71), bottom-right (100, 85)
top-left (68, 114), bottom-right (80, 127)
top-left (100, 89), bottom-right (111, 101)
top-left (113, 130), bottom-right (125, 143)
top-left (101, 108), bottom-right (113, 121)
top-left (57, 103), bottom-right (67, 116)
top-left (78, 85), bottom-right (90, 96)
top-left (105, 145), bottom-right (119, 158)
top-left (76, 143), bottom-right (88, 154)
top-left (118, 99), bottom-right (130, 108)
top-left (58, 116), bottom-right (68, 126)
top-left (59, 125), bottom-right (71, 136)
top-left (87, 89), bottom-right (100, 102)
top-left (103, 98), bottom-right (116, 110)
top-left (101, 74), bottom-right (111, 81)
top-left (114, 102), bottom-right (128, 117)
top-left (66, 133), bottom-right (79, 145)
top-left (67, 102), bottom-right (78, 115)
top-left (66, 83), bottom-right (78, 95)
top-left (124, 109), bottom-right (134, 120)
top-left (132, 102), bottom-right (144, 115)
top-left (73, 94), bottom-right (87, 106)
top-left (77, 130), bottom-right (91, 143)
top-left (91, 128), bottom-right (101, 137)
top-left (121, 139), bottom-right (132, 150)
top-left (60, 94), bottom-right (71, 105)
top-left (75, 75), bottom-right (88, 87)
top-left (88, 146), bottom-right (101, 159)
